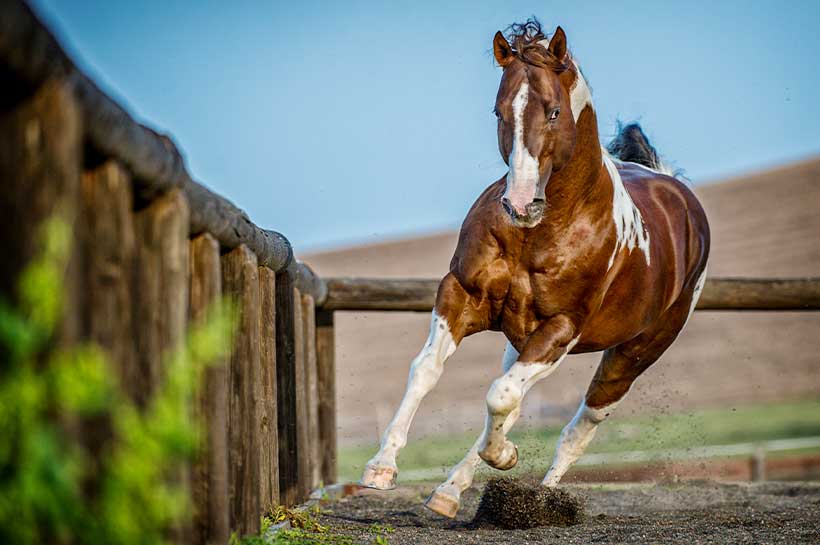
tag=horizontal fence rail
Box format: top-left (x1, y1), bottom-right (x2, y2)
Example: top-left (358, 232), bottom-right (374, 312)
top-left (316, 277), bottom-right (820, 312)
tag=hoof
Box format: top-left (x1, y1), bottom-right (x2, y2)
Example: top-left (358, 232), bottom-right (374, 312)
top-left (425, 486), bottom-right (461, 518)
top-left (479, 441), bottom-right (519, 471)
top-left (359, 463), bottom-right (397, 490)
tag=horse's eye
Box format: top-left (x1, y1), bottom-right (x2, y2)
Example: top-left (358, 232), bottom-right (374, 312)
top-left (549, 108), bottom-right (560, 121)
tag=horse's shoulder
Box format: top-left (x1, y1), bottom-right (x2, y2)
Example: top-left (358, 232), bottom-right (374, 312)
top-left (461, 178), bottom-right (507, 231)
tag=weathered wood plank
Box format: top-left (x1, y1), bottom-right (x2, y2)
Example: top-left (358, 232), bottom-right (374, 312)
top-left (258, 267), bottom-right (279, 509)
top-left (697, 278), bottom-right (820, 310)
top-left (80, 161), bottom-right (138, 398)
top-left (133, 188), bottom-right (190, 405)
top-left (0, 79), bottom-right (81, 330)
top-left (275, 271), bottom-right (299, 506)
top-left (315, 310), bottom-right (337, 485)
top-left (301, 293), bottom-right (321, 490)
top-left (292, 287), bottom-right (311, 501)
top-left (318, 277), bottom-right (820, 312)
top-left (321, 278), bottom-right (439, 312)
top-left (222, 245), bottom-right (261, 535)
top-left (190, 233), bottom-right (229, 545)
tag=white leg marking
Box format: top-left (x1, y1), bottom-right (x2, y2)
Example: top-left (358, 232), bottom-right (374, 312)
top-left (542, 400), bottom-right (618, 486)
top-left (365, 311), bottom-right (456, 472)
top-left (502, 80), bottom-right (541, 214)
top-left (430, 342), bottom-right (521, 506)
top-left (603, 149), bottom-right (651, 268)
top-left (479, 339), bottom-right (579, 465)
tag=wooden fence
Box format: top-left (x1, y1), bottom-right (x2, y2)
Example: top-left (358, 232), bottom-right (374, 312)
top-left (0, 2), bottom-right (331, 542)
top-left (1, 2), bottom-right (818, 545)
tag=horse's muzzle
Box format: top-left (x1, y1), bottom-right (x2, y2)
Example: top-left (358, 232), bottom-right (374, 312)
top-left (501, 197), bottom-right (545, 228)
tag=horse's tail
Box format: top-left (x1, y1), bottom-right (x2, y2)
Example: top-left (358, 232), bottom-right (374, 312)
top-left (607, 121), bottom-right (684, 180)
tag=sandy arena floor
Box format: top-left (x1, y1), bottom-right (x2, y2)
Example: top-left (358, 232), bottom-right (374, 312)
top-left (317, 480), bottom-right (820, 544)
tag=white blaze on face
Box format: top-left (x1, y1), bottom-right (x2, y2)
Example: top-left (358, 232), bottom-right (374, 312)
top-left (603, 149), bottom-right (651, 268)
top-left (503, 80), bottom-right (540, 215)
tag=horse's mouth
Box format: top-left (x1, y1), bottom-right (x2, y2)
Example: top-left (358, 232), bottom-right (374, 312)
top-left (504, 199), bottom-right (545, 228)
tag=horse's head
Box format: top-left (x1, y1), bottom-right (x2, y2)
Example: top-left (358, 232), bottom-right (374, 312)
top-left (493, 21), bottom-right (587, 227)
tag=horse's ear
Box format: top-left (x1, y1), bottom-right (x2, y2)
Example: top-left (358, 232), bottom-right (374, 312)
top-left (548, 26), bottom-right (568, 62)
top-left (493, 31), bottom-right (514, 67)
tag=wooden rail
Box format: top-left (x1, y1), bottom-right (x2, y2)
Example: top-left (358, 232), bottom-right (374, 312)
top-left (317, 277), bottom-right (820, 312)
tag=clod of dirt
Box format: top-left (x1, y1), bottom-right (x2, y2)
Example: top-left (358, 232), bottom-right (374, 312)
top-left (470, 477), bottom-right (584, 529)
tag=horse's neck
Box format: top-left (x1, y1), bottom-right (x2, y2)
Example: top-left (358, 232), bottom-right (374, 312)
top-left (545, 105), bottom-right (610, 216)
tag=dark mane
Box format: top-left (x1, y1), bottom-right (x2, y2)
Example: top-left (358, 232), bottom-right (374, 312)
top-left (504, 17), bottom-right (567, 73)
top-left (608, 121), bottom-right (685, 179)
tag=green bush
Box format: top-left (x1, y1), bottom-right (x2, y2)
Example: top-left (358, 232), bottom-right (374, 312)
top-left (0, 217), bottom-right (234, 545)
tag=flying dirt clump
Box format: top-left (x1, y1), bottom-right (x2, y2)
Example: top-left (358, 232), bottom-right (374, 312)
top-left (471, 477), bottom-right (584, 529)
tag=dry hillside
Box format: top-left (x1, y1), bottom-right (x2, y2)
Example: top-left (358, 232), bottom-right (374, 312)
top-left (302, 157), bottom-right (820, 445)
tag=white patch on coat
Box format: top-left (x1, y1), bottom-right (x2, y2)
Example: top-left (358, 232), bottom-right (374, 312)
top-left (542, 399), bottom-right (619, 486)
top-left (503, 80), bottom-right (540, 213)
top-left (366, 311), bottom-right (456, 470)
top-left (610, 154), bottom-right (678, 180)
top-left (603, 149), bottom-right (651, 269)
top-left (683, 265), bottom-right (708, 328)
top-left (486, 338), bottom-right (579, 416)
top-left (569, 60), bottom-right (592, 122)
top-left (534, 40), bottom-right (592, 122)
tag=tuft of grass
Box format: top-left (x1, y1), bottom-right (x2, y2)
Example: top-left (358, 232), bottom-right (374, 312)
top-left (230, 505), bottom-right (393, 545)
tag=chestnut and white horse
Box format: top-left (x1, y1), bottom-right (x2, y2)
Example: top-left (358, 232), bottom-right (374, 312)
top-left (360, 20), bottom-right (710, 518)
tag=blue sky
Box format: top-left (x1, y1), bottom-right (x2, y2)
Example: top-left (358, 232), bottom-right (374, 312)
top-left (34, 1), bottom-right (820, 251)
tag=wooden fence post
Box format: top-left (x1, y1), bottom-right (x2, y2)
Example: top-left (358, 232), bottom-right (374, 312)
top-left (258, 267), bottom-right (280, 509)
top-left (275, 272), bottom-right (299, 506)
top-left (301, 293), bottom-right (321, 490)
top-left (0, 79), bottom-right (81, 335)
top-left (292, 287), bottom-right (311, 501)
top-left (79, 161), bottom-right (139, 398)
top-left (221, 245), bottom-right (262, 536)
top-left (133, 189), bottom-right (190, 405)
top-left (315, 310), bottom-right (337, 485)
top-left (190, 233), bottom-right (230, 545)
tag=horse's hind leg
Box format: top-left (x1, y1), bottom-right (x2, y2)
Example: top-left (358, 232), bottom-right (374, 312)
top-left (541, 292), bottom-right (698, 486)
top-left (360, 274), bottom-right (478, 490)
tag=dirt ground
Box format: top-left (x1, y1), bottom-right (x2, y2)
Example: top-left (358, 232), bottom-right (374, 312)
top-left (317, 481), bottom-right (820, 544)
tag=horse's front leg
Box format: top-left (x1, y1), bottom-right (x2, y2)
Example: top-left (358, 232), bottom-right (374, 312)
top-left (478, 315), bottom-right (577, 469)
top-left (360, 274), bottom-right (478, 489)
top-left (425, 341), bottom-right (520, 517)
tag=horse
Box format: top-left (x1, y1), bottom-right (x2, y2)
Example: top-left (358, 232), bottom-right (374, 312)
top-left (359, 19), bottom-right (710, 518)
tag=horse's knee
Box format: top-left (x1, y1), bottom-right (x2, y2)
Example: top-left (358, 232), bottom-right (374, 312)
top-left (486, 374), bottom-right (522, 416)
